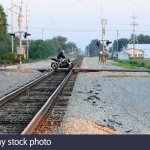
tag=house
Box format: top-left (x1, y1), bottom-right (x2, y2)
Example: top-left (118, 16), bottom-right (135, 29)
top-left (126, 48), bottom-right (144, 59)
top-left (127, 44), bottom-right (150, 59)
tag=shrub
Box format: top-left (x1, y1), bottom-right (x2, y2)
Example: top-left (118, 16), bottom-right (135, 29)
top-left (6, 60), bottom-right (12, 64)
top-left (118, 60), bottom-right (123, 63)
top-left (146, 65), bottom-right (150, 69)
top-left (129, 60), bottom-right (139, 66)
top-left (0, 60), bottom-right (7, 64)
top-left (6, 53), bottom-right (16, 63)
top-left (139, 62), bottom-right (145, 67)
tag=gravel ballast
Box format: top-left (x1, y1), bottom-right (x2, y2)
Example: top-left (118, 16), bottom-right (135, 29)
top-left (61, 57), bottom-right (150, 134)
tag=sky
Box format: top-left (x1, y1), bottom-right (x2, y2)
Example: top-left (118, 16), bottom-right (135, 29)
top-left (1, 0), bottom-right (150, 50)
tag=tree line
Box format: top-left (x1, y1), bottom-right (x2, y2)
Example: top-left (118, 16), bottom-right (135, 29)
top-left (0, 5), bottom-right (11, 61)
top-left (29, 36), bottom-right (77, 60)
top-left (0, 4), bottom-right (78, 64)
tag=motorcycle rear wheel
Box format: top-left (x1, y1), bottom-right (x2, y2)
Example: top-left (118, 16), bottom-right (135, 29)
top-left (68, 63), bottom-right (73, 69)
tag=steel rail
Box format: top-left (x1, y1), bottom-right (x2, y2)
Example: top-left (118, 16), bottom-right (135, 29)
top-left (0, 71), bottom-right (54, 107)
top-left (73, 68), bottom-right (150, 73)
top-left (22, 59), bottom-right (81, 134)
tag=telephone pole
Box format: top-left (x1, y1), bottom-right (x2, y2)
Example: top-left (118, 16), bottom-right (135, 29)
top-left (11, 0), bottom-right (14, 53)
top-left (102, 25), bottom-right (105, 51)
top-left (19, 1), bottom-right (23, 48)
top-left (100, 0), bottom-right (107, 52)
top-left (18, 1), bottom-right (23, 64)
top-left (117, 30), bottom-right (119, 53)
top-left (8, 0), bottom-right (18, 53)
top-left (26, 4), bottom-right (29, 59)
top-left (42, 29), bottom-right (44, 40)
top-left (131, 13), bottom-right (138, 59)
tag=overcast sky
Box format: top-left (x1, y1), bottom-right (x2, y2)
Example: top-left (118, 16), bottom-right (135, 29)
top-left (1, 0), bottom-right (150, 50)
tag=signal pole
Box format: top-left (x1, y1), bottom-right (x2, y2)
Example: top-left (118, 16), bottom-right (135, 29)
top-left (26, 4), bottom-right (29, 59)
top-left (100, 0), bottom-right (107, 52)
top-left (102, 26), bottom-right (105, 51)
top-left (131, 13), bottom-right (138, 59)
top-left (19, 2), bottom-right (23, 48)
top-left (11, 0), bottom-right (14, 53)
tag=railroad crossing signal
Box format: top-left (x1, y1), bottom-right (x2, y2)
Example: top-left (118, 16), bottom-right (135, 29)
top-left (9, 33), bottom-right (17, 38)
top-left (96, 40), bottom-right (101, 46)
top-left (9, 32), bottom-right (31, 39)
top-left (106, 40), bottom-right (112, 46)
top-left (96, 40), bottom-right (112, 46)
top-left (24, 32), bottom-right (31, 39)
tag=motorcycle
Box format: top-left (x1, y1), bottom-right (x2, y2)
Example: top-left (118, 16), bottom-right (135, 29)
top-left (50, 58), bottom-right (73, 70)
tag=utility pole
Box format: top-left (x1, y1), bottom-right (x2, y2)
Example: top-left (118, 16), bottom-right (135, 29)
top-left (101, 0), bottom-right (104, 52)
top-left (19, 2), bottom-right (23, 48)
top-left (42, 29), bottom-right (44, 40)
top-left (26, 4), bottom-right (29, 59)
top-left (100, 0), bottom-right (107, 52)
top-left (11, 0), bottom-right (14, 53)
top-left (18, 1), bottom-right (23, 64)
top-left (8, 0), bottom-right (18, 53)
top-left (117, 30), bottom-right (119, 52)
top-left (102, 26), bottom-right (105, 52)
top-left (131, 12), bottom-right (138, 59)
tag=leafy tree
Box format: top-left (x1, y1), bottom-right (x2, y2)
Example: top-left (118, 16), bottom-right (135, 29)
top-left (66, 42), bottom-right (77, 54)
top-left (113, 38), bottom-right (129, 52)
top-left (29, 40), bottom-right (49, 59)
top-left (0, 5), bottom-right (11, 59)
top-left (46, 39), bottom-right (61, 56)
top-left (0, 5), bottom-right (7, 33)
top-left (86, 39), bottom-right (103, 57)
top-left (136, 34), bottom-right (150, 44)
top-left (53, 36), bottom-right (67, 51)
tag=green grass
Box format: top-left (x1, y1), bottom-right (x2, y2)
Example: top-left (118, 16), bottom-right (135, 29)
top-left (106, 75), bottom-right (129, 77)
top-left (113, 60), bottom-right (150, 69)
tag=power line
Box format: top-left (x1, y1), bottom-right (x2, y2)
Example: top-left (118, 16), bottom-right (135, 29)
top-left (8, 26), bottom-right (150, 34)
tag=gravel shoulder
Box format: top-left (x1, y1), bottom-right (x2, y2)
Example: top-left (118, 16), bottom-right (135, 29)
top-left (0, 60), bottom-right (52, 98)
top-left (61, 57), bottom-right (150, 134)
top-left (0, 59), bottom-right (52, 70)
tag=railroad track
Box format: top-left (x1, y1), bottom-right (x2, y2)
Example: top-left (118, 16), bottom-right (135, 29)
top-left (0, 57), bottom-right (82, 134)
top-left (22, 58), bottom-right (82, 134)
top-left (33, 73), bottom-right (78, 134)
top-left (73, 68), bottom-right (150, 73)
top-left (31, 66), bottom-right (150, 134)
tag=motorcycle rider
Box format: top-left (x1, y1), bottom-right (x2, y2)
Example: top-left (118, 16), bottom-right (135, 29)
top-left (57, 50), bottom-right (66, 64)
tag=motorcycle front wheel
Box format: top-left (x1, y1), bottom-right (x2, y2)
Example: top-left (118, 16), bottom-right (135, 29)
top-left (51, 62), bottom-right (59, 70)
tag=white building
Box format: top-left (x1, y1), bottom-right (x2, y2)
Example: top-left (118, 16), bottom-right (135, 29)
top-left (118, 51), bottom-right (129, 60)
top-left (128, 44), bottom-right (150, 59)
